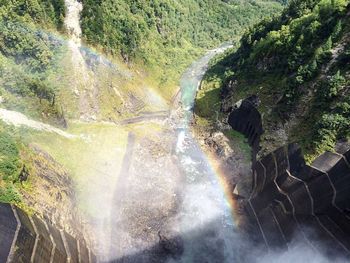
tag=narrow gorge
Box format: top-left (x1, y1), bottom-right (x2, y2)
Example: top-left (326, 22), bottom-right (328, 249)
top-left (0, 0), bottom-right (349, 263)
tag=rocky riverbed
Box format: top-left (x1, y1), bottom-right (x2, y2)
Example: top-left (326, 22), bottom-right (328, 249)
top-left (95, 45), bottom-right (253, 263)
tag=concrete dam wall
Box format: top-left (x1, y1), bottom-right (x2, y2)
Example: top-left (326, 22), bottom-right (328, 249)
top-left (228, 97), bottom-right (350, 257)
top-left (248, 144), bottom-right (350, 256)
top-left (0, 203), bottom-right (96, 263)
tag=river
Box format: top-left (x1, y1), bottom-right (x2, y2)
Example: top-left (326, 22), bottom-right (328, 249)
top-left (171, 45), bottom-right (241, 263)
top-left (103, 44), bottom-right (245, 263)
top-left (61, 1), bottom-right (241, 261)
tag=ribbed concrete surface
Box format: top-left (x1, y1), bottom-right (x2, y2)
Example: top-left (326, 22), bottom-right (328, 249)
top-left (0, 203), bottom-right (96, 263)
top-left (228, 96), bottom-right (350, 257)
top-left (247, 145), bottom-right (350, 257)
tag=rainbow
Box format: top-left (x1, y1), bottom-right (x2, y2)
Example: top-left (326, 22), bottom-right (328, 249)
top-left (200, 145), bottom-right (242, 226)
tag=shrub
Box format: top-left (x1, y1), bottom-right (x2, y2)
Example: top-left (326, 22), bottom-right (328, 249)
top-left (0, 184), bottom-right (22, 203)
top-left (0, 131), bottom-right (20, 180)
top-left (313, 112), bottom-right (350, 152)
top-left (0, 130), bottom-right (22, 204)
top-left (321, 71), bottom-right (346, 99)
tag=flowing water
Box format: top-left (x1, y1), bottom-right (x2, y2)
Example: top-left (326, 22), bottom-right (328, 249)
top-left (171, 45), bottom-right (241, 263)
top-left (104, 45), bottom-right (242, 263)
top-left (61, 1), bottom-right (242, 261)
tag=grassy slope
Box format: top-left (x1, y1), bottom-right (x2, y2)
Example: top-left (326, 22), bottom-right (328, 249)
top-left (25, 122), bottom-right (128, 214)
top-left (0, 0), bottom-right (67, 206)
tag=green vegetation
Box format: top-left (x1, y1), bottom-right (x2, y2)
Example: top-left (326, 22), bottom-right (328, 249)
top-left (81, 0), bottom-right (284, 96)
top-left (0, 0), bottom-right (68, 206)
top-left (196, 49), bottom-right (236, 121)
top-left (0, 127), bottom-right (22, 203)
top-left (224, 129), bottom-right (252, 160)
top-left (0, 0), bottom-right (287, 209)
top-left (312, 70), bottom-right (350, 156)
top-left (0, 0), bottom-right (65, 29)
top-left (201, 0), bottom-right (350, 160)
top-left (0, 1), bottom-right (67, 123)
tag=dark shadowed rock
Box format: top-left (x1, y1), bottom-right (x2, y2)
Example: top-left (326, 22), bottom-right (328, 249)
top-left (18, 165), bottom-right (29, 183)
top-left (158, 231), bottom-right (184, 259)
top-left (228, 96), bottom-right (263, 163)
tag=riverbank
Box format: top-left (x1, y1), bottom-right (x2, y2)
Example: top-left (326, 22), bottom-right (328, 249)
top-left (191, 48), bottom-right (253, 199)
top-left (97, 46), bottom-right (251, 262)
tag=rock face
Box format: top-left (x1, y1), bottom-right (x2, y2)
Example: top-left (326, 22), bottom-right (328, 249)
top-left (228, 96), bottom-right (350, 258)
top-left (0, 203), bottom-right (96, 263)
top-left (21, 145), bottom-right (91, 245)
top-left (227, 96), bottom-right (263, 163)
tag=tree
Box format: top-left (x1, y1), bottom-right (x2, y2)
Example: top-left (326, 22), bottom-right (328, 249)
top-left (327, 71), bottom-right (346, 98)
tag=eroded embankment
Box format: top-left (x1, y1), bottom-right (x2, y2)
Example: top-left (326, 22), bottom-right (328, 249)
top-left (64, 0), bottom-right (99, 121)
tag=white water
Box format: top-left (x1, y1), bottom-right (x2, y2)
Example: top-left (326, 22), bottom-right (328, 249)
top-left (170, 45), bottom-right (240, 263)
top-left (91, 45), bottom-right (240, 263)
top-left (64, 0), bottom-right (83, 44)
top-left (65, 0), bottom-right (241, 262)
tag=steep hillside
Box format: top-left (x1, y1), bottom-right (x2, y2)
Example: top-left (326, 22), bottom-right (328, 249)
top-left (0, 0), bottom-right (67, 124)
top-left (80, 0), bottom-right (284, 97)
top-left (0, 3), bottom-right (292, 246)
top-left (198, 0), bottom-right (350, 161)
top-left (0, 0), bottom-right (285, 208)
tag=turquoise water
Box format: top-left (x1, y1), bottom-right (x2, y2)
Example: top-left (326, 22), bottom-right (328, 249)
top-left (179, 46), bottom-right (228, 126)
top-left (172, 45), bottom-right (242, 263)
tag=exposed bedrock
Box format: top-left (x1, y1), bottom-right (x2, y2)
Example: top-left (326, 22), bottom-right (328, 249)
top-left (228, 97), bottom-right (350, 258)
top-left (227, 95), bottom-right (263, 163)
top-left (0, 203), bottom-right (96, 263)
